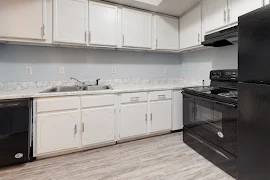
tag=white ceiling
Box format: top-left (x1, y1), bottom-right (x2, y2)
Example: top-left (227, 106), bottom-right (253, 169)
top-left (103, 0), bottom-right (201, 17)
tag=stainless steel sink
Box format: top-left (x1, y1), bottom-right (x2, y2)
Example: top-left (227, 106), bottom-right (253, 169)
top-left (40, 85), bottom-right (113, 93)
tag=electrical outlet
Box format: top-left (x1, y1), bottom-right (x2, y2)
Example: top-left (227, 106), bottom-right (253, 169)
top-left (200, 67), bottom-right (204, 73)
top-left (25, 67), bottom-right (32, 75)
top-left (112, 67), bottom-right (116, 74)
top-left (60, 67), bottom-right (65, 75)
top-left (164, 68), bottom-right (168, 74)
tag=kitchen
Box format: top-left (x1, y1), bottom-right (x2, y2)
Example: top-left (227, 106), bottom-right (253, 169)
top-left (0, 0), bottom-right (268, 179)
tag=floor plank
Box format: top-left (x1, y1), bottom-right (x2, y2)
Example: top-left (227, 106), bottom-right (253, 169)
top-left (0, 132), bottom-right (234, 180)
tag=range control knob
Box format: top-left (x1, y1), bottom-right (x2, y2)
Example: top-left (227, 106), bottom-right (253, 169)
top-left (211, 71), bottom-right (217, 78)
top-left (216, 71), bottom-right (222, 78)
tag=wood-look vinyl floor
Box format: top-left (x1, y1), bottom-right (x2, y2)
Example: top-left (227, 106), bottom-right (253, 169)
top-left (0, 132), bottom-right (234, 180)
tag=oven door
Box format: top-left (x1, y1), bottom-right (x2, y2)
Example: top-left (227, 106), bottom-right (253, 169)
top-left (182, 92), bottom-right (237, 156)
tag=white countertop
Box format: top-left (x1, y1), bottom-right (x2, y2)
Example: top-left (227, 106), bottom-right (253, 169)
top-left (0, 83), bottom-right (198, 100)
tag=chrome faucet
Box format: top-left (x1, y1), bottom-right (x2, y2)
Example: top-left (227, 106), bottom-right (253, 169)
top-left (70, 77), bottom-right (85, 86)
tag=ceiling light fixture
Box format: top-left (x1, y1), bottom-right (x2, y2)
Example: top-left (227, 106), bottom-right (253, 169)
top-left (134, 0), bottom-right (163, 6)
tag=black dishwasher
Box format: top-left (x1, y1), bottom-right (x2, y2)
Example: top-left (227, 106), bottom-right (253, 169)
top-left (0, 99), bottom-right (32, 167)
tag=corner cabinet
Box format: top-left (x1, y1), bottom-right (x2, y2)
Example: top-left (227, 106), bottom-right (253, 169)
top-left (53, 0), bottom-right (88, 45)
top-left (89, 1), bottom-right (118, 47)
top-left (180, 4), bottom-right (202, 50)
top-left (122, 8), bottom-right (152, 49)
top-left (228, 0), bottom-right (263, 25)
top-left (0, 0), bottom-right (46, 41)
top-left (156, 15), bottom-right (179, 50)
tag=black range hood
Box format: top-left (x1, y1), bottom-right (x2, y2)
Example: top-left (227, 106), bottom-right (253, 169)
top-left (202, 26), bottom-right (238, 47)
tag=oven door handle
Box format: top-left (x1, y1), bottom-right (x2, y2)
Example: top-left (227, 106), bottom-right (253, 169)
top-left (182, 92), bottom-right (237, 108)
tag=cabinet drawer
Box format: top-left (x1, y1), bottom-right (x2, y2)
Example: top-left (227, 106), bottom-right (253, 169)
top-left (121, 92), bottom-right (147, 103)
top-left (81, 95), bottom-right (115, 108)
top-left (149, 91), bottom-right (172, 101)
top-left (36, 97), bottom-right (79, 113)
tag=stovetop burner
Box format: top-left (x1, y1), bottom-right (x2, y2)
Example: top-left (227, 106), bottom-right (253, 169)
top-left (218, 91), bottom-right (238, 98)
top-left (184, 86), bottom-right (238, 104)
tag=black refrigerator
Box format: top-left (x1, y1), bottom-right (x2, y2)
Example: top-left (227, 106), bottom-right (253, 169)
top-left (238, 5), bottom-right (270, 180)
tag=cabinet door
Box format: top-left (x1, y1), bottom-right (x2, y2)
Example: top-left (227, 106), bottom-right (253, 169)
top-left (180, 4), bottom-right (202, 49)
top-left (156, 15), bottom-right (179, 50)
top-left (172, 91), bottom-right (183, 130)
top-left (203, 0), bottom-right (228, 33)
top-left (228, 0), bottom-right (263, 24)
top-left (0, 0), bottom-right (46, 40)
top-left (82, 107), bottom-right (115, 146)
top-left (36, 111), bottom-right (80, 155)
top-left (122, 8), bottom-right (152, 49)
top-left (89, 1), bottom-right (118, 46)
top-left (53, 0), bottom-right (88, 44)
top-left (120, 103), bottom-right (147, 139)
top-left (150, 101), bottom-right (172, 133)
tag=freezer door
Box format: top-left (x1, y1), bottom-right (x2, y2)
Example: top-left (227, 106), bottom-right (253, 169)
top-left (238, 82), bottom-right (270, 180)
top-left (239, 5), bottom-right (270, 83)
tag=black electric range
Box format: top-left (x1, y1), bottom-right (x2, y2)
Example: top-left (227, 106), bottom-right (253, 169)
top-left (182, 69), bottom-right (238, 179)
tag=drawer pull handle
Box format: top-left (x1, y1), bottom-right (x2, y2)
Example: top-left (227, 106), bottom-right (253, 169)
top-left (130, 97), bottom-right (140, 102)
top-left (158, 94), bottom-right (166, 99)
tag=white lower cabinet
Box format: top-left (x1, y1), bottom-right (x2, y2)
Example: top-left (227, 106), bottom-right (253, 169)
top-left (82, 107), bottom-right (115, 146)
top-left (36, 110), bottom-right (80, 155)
top-left (119, 103), bottom-right (148, 139)
top-left (149, 100), bottom-right (172, 133)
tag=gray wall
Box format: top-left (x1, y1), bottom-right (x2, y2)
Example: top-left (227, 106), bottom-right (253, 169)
top-left (180, 45), bottom-right (238, 85)
top-left (0, 44), bottom-right (181, 82)
top-left (0, 44), bottom-right (238, 83)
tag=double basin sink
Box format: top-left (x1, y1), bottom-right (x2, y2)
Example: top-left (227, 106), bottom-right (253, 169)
top-left (40, 85), bottom-right (113, 93)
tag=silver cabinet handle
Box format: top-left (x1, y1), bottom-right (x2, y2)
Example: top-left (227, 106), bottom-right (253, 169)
top-left (122, 34), bottom-right (125, 44)
top-left (82, 123), bottom-right (85, 133)
top-left (156, 39), bottom-right (158, 48)
top-left (74, 124), bottom-right (77, 134)
top-left (158, 94), bottom-right (166, 99)
top-left (84, 31), bottom-right (87, 42)
top-left (228, 8), bottom-right (230, 23)
top-left (150, 113), bottom-right (153, 121)
top-left (224, 9), bottom-right (227, 24)
top-left (41, 24), bottom-right (45, 38)
top-left (130, 97), bottom-right (139, 102)
top-left (198, 33), bottom-right (200, 43)
top-left (145, 114), bottom-right (147, 121)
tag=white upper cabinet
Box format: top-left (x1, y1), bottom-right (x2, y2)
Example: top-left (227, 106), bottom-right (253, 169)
top-left (180, 4), bottom-right (202, 50)
top-left (122, 8), bottom-right (152, 49)
top-left (228, 0), bottom-right (263, 24)
top-left (0, 0), bottom-right (46, 41)
top-left (203, 0), bottom-right (228, 33)
top-left (265, 0), bottom-right (270, 5)
top-left (89, 1), bottom-right (118, 47)
top-left (156, 15), bottom-right (179, 50)
top-left (53, 0), bottom-right (88, 45)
